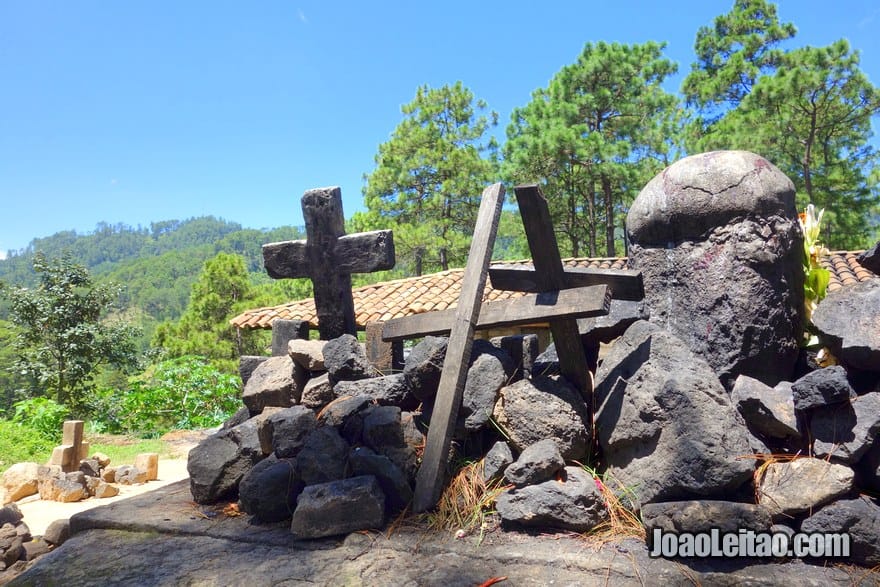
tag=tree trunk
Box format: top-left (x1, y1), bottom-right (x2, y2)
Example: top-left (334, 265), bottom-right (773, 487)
top-left (439, 248), bottom-right (448, 271)
top-left (602, 173), bottom-right (615, 256)
top-left (587, 181), bottom-right (597, 258)
top-left (803, 107), bottom-right (817, 204)
top-left (414, 247), bottom-right (424, 277)
top-left (568, 189), bottom-right (579, 257)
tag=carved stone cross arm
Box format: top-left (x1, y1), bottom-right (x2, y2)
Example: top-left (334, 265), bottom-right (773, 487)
top-left (261, 186), bottom-right (395, 340)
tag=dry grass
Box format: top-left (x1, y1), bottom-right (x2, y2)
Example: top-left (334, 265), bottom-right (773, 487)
top-left (577, 464), bottom-right (646, 545)
top-left (421, 460), bottom-right (510, 541)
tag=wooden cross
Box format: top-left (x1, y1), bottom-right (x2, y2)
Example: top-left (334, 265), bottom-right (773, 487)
top-left (508, 184), bottom-right (595, 397)
top-left (262, 186), bottom-right (395, 340)
top-left (412, 182), bottom-right (506, 512)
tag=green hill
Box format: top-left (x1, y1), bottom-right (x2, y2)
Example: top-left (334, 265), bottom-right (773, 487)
top-left (0, 217), bottom-right (305, 325)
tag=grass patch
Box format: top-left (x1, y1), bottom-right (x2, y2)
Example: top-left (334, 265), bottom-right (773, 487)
top-left (87, 436), bottom-right (175, 466)
top-left (0, 420), bottom-right (54, 473)
top-left (0, 419), bottom-right (179, 474)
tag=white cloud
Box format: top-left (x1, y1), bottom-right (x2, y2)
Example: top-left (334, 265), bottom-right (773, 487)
top-left (858, 8), bottom-right (879, 29)
top-left (0, 250), bottom-right (6, 261)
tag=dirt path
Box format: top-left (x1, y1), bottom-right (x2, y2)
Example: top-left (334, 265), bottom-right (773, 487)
top-left (16, 457), bottom-right (192, 537)
top-left (14, 429), bottom-right (209, 537)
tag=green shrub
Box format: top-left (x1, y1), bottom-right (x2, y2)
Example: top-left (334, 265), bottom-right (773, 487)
top-left (0, 419), bottom-right (54, 473)
top-left (12, 397), bottom-right (69, 442)
top-left (90, 355), bottom-right (241, 437)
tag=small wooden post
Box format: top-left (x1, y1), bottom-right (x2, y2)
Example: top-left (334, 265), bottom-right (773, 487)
top-left (365, 321), bottom-right (403, 373)
top-left (412, 183), bottom-right (505, 512)
top-left (271, 319), bottom-right (310, 356)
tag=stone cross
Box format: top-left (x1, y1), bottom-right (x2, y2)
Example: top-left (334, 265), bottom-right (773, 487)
top-left (262, 187), bottom-right (395, 340)
top-left (49, 420), bottom-right (89, 473)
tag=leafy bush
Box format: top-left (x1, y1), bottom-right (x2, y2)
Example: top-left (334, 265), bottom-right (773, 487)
top-left (90, 355), bottom-right (241, 437)
top-left (12, 397), bottom-right (69, 442)
top-left (0, 419), bottom-right (54, 473)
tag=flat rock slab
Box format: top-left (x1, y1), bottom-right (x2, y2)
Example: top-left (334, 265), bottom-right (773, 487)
top-left (9, 481), bottom-right (877, 586)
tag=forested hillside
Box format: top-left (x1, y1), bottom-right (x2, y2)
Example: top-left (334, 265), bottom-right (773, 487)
top-left (0, 217), bottom-right (306, 323)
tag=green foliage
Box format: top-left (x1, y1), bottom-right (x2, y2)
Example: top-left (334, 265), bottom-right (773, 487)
top-left (1, 252), bottom-right (141, 412)
top-left (152, 252), bottom-right (266, 362)
top-left (682, 0), bottom-right (796, 119)
top-left (504, 41), bottom-right (680, 257)
top-left (0, 319), bottom-right (28, 414)
top-left (0, 218), bottom-right (305, 327)
top-left (683, 2), bottom-right (880, 249)
top-left (363, 82), bottom-right (499, 275)
top-left (0, 419), bottom-right (54, 473)
top-left (90, 356), bottom-right (241, 437)
top-left (11, 397), bottom-right (69, 442)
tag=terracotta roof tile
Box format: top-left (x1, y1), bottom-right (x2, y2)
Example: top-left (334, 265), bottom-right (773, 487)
top-left (231, 252), bottom-right (877, 330)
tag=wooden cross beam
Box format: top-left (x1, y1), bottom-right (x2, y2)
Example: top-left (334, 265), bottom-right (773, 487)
top-left (489, 265), bottom-right (644, 301)
top-left (511, 184), bottom-right (594, 398)
top-left (412, 182), bottom-right (505, 512)
top-left (381, 285), bottom-right (612, 341)
top-left (262, 186), bottom-right (395, 340)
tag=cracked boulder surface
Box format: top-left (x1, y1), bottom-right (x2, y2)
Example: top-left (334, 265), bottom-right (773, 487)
top-left (625, 151), bottom-right (804, 389)
top-left (626, 150), bottom-right (798, 246)
top-left (7, 480), bottom-right (874, 586)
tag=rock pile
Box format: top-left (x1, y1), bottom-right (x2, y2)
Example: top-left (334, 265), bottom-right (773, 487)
top-left (0, 502), bottom-right (70, 583)
top-left (2, 452), bottom-right (159, 506)
top-left (186, 150), bottom-right (880, 570)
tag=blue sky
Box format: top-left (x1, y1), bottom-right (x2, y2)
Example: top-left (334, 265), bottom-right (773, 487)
top-left (1, 1), bottom-right (878, 258)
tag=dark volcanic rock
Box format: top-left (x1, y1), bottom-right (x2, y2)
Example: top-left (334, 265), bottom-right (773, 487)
top-left (858, 241), bottom-right (880, 276)
top-left (290, 476), bottom-right (385, 539)
top-left (791, 366), bottom-right (855, 411)
top-left (594, 320), bottom-right (754, 507)
top-left (300, 373), bottom-right (334, 411)
top-left (263, 406), bottom-right (317, 459)
top-left (503, 439), bottom-right (565, 487)
top-left (813, 279), bottom-right (880, 372)
top-left (334, 374), bottom-right (417, 410)
top-left (238, 355), bottom-right (269, 388)
top-left (641, 501), bottom-right (772, 534)
top-left (238, 455), bottom-right (303, 523)
top-left (242, 355), bottom-right (304, 415)
top-left (323, 334), bottom-right (374, 383)
top-left (460, 341), bottom-right (515, 434)
top-left (490, 334), bottom-right (538, 381)
top-left (316, 395), bottom-right (373, 444)
top-left (731, 375), bottom-right (800, 439)
top-left (349, 447), bottom-right (412, 512)
top-left (362, 406), bottom-right (417, 478)
top-left (403, 336), bottom-right (448, 403)
top-left (626, 150), bottom-right (804, 389)
top-left (577, 299), bottom-right (649, 346)
top-left (187, 418), bottom-right (264, 504)
top-left (801, 496), bottom-right (880, 567)
top-left (810, 392), bottom-right (880, 463)
top-left (495, 466), bottom-right (607, 532)
top-left (493, 376), bottom-right (590, 461)
top-left (296, 427), bottom-right (350, 486)
top-left (483, 441), bottom-right (514, 484)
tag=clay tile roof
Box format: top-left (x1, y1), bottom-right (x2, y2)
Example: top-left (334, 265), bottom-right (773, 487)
top-left (822, 250), bottom-right (875, 293)
top-left (230, 253), bottom-right (876, 330)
